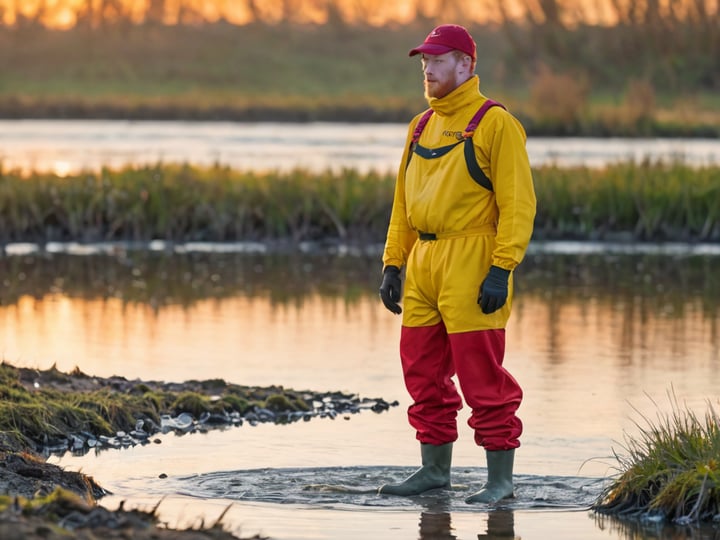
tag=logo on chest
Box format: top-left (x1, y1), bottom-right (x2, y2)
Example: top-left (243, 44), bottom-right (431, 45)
top-left (443, 130), bottom-right (465, 141)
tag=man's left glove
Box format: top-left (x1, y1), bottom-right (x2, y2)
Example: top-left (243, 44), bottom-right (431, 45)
top-left (379, 265), bottom-right (402, 315)
top-left (478, 265), bottom-right (510, 314)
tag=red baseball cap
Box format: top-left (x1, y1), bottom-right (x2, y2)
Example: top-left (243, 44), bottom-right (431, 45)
top-left (409, 24), bottom-right (476, 60)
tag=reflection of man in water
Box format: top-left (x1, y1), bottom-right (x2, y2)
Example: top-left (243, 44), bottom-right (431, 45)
top-left (419, 510), bottom-right (457, 540)
top-left (378, 24), bottom-right (536, 503)
top-left (417, 509), bottom-right (517, 539)
top-left (478, 510), bottom-right (516, 539)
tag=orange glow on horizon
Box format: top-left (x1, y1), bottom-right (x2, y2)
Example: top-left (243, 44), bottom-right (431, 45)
top-left (0, 0), bottom-right (717, 28)
top-left (0, 0), bottom-right (560, 28)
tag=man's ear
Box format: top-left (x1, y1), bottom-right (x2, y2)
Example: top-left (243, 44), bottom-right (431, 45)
top-left (458, 54), bottom-right (473, 74)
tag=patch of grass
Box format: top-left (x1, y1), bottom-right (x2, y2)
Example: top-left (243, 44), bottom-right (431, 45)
top-left (593, 394), bottom-right (720, 523)
top-left (264, 394), bottom-right (301, 412)
top-left (21, 485), bottom-right (94, 514)
top-left (0, 402), bottom-right (61, 440)
top-left (0, 485), bottom-right (256, 539)
top-left (139, 390), bottom-right (172, 413)
top-left (220, 394), bottom-right (251, 414)
top-left (71, 391), bottom-right (147, 432)
top-left (171, 391), bottom-right (215, 417)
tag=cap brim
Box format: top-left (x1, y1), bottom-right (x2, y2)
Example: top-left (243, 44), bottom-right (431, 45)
top-left (408, 43), bottom-right (455, 57)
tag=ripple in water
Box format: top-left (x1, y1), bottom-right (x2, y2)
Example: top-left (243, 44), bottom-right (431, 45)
top-left (133, 466), bottom-right (606, 512)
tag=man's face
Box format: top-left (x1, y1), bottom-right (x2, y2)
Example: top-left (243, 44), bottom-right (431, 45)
top-left (421, 52), bottom-right (463, 99)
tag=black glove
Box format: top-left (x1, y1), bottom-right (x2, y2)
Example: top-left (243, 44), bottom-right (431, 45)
top-left (478, 265), bottom-right (510, 314)
top-left (379, 265), bottom-right (402, 314)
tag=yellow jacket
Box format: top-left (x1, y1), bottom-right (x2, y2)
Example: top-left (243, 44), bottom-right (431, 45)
top-left (382, 76), bottom-right (536, 274)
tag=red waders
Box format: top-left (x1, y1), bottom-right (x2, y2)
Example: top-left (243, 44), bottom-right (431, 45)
top-left (401, 323), bottom-right (523, 450)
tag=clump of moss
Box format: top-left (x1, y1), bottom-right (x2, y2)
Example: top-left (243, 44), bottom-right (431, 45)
top-left (132, 383), bottom-right (152, 394)
top-left (263, 394), bottom-right (295, 412)
top-left (70, 392), bottom-right (134, 433)
top-left (141, 390), bottom-right (173, 415)
top-left (171, 392), bottom-right (213, 418)
top-left (19, 486), bottom-right (93, 518)
top-left (593, 395), bottom-right (720, 523)
top-left (219, 394), bottom-right (250, 414)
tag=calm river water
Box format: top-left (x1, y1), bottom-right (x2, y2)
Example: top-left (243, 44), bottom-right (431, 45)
top-left (1, 244), bottom-right (719, 540)
top-left (0, 119), bottom-right (719, 174)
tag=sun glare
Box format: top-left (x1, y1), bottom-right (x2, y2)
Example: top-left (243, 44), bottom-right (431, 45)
top-left (52, 160), bottom-right (73, 178)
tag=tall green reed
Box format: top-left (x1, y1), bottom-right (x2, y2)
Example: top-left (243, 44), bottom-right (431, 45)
top-left (0, 161), bottom-right (717, 244)
top-left (533, 161), bottom-right (720, 241)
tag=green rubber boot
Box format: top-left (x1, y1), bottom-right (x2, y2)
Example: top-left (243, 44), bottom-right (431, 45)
top-left (465, 449), bottom-right (515, 504)
top-left (378, 443), bottom-right (452, 496)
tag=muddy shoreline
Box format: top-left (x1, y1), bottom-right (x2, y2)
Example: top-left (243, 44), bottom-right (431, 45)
top-left (0, 363), bottom-right (396, 539)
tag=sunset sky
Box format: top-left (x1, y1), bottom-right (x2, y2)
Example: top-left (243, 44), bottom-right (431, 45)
top-left (0, 0), bottom-right (717, 29)
top-left (0, 0), bottom-right (666, 28)
top-left (5, 0), bottom-right (415, 27)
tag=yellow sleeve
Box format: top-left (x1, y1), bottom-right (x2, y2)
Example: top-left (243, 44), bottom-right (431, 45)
top-left (382, 119), bottom-right (420, 271)
top-left (484, 110), bottom-right (537, 271)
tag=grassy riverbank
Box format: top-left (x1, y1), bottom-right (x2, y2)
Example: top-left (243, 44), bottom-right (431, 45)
top-left (1, 162), bottom-right (718, 245)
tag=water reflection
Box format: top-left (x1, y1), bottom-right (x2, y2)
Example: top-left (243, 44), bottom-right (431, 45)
top-left (593, 513), bottom-right (720, 540)
top-left (0, 250), bottom-right (381, 308)
top-left (2, 249), bottom-right (719, 314)
top-left (416, 506), bottom-right (517, 540)
top-left (419, 509), bottom-right (457, 540)
top-left (1, 251), bottom-right (718, 401)
top-left (478, 511), bottom-right (517, 540)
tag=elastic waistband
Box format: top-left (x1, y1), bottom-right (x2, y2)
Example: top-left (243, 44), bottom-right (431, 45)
top-left (417, 224), bottom-right (497, 241)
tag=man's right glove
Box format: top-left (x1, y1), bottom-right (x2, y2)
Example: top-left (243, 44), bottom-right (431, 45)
top-left (478, 265), bottom-right (510, 314)
top-left (379, 265), bottom-right (402, 315)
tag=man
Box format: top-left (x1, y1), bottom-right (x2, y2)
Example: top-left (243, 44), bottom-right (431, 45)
top-left (378, 24), bottom-right (536, 504)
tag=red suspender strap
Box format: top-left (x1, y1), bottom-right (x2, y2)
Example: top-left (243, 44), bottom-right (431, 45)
top-left (412, 109), bottom-right (434, 143)
top-left (463, 99), bottom-right (506, 138)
